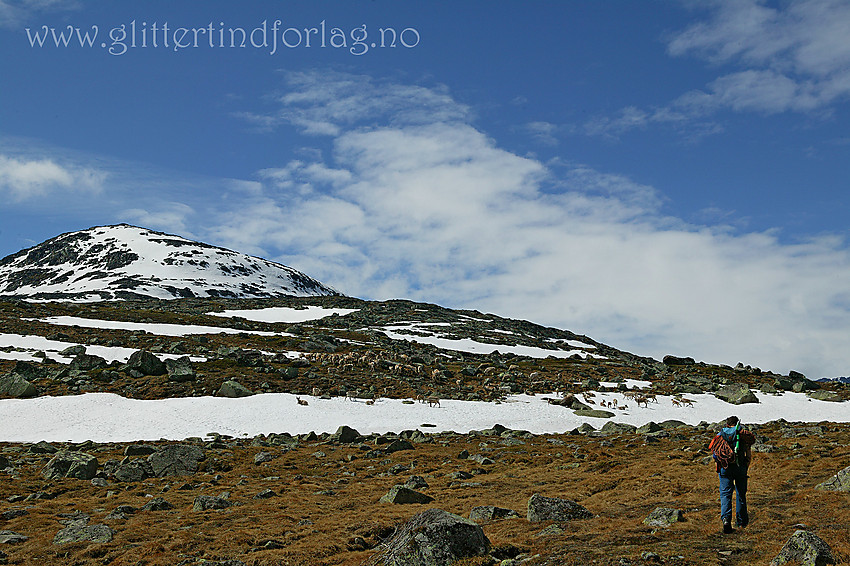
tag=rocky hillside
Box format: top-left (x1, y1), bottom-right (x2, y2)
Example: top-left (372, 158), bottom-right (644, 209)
top-left (0, 225), bottom-right (338, 301)
top-left (0, 418), bottom-right (848, 565)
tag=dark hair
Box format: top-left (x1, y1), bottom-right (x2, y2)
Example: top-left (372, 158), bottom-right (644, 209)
top-left (726, 416), bottom-right (739, 427)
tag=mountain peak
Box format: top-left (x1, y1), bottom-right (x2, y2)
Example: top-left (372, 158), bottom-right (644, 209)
top-left (0, 224), bottom-right (338, 301)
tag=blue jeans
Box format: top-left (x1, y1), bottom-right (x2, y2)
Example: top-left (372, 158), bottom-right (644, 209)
top-left (719, 465), bottom-right (748, 525)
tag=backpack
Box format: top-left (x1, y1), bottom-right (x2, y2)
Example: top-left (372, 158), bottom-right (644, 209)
top-left (710, 426), bottom-right (756, 470)
top-left (709, 433), bottom-right (737, 469)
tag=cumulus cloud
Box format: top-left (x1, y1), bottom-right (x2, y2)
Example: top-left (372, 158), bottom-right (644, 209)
top-left (0, 154), bottom-right (105, 201)
top-left (586, 0), bottom-right (850, 137)
top-left (212, 71), bottom-right (850, 378)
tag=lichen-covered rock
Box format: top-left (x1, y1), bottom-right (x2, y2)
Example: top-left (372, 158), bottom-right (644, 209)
top-left (771, 530), bottom-right (835, 566)
top-left (815, 465), bottom-right (850, 492)
top-left (147, 444), bottom-right (205, 477)
top-left (643, 507), bottom-right (684, 528)
top-left (165, 356), bottom-right (196, 382)
top-left (192, 495), bottom-right (232, 511)
top-left (113, 458), bottom-right (154, 482)
top-left (0, 530), bottom-right (28, 544)
top-left (127, 350), bottom-right (166, 376)
top-left (527, 494), bottom-right (593, 522)
top-left (331, 425), bottom-right (361, 444)
top-left (572, 409), bottom-right (615, 418)
top-left (41, 452), bottom-right (98, 480)
top-left (140, 497), bottom-right (173, 511)
top-left (365, 508), bottom-right (490, 566)
top-left (714, 383), bottom-right (759, 405)
top-left (807, 390), bottom-right (842, 402)
top-left (0, 373), bottom-right (37, 398)
top-left (379, 485), bottom-right (434, 504)
top-left (218, 380), bottom-right (254, 398)
top-left (53, 523), bottom-right (114, 544)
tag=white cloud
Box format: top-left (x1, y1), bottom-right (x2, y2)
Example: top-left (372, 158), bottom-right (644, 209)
top-left (587, 0), bottom-right (850, 137)
top-left (0, 154), bottom-right (105, 201)
top-left (120, 203), bottom-right (196, 238)
top-left (0, 0), bottom-right (78, 28)
top-left (214, 72), bottom-right (850, 378)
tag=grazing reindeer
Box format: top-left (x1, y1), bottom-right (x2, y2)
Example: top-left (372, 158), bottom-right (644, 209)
top-left (679, 397), bottom-right (694, 407)
top-left (635, 395), bottom-right (649, 408)
top-left (427, 397), bottom-right (441, 408)
top-left (296, 396), bottom-right (309, 406)
top-left (671, 398), bottom-right (682, 407)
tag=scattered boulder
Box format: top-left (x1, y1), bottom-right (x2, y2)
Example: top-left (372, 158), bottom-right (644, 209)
top-left (714, 383), bottom-right (759, 405)
top-left (385, 439), bottom-right (415, 454)
top-left (643, 507), bottom-right (684, 528)
top-left (124, 444), bottom-right (156, 456)
top-left (807, 390), bottom-right (842, 402)
top-left (165, 356), bottom-right (196, 382)
top-left (0, 531), bottom-right (27, 544)
top-left (193, 495), bottom-right (232, 512)
top-left (365, 508), bottom-right (490, 566)
top-left (53, 522), bottom-right (114, 545)
top-left (663, 355), bottom-right (695, 366)
top-left (637, 422), bottom-right (663, 435)
top-left (140, 497), bottom-right (174, 511)
top-left (0, 455), bottom-right (8, 469)
top-left (147, 444), bottom-right (205, 477)
top-left (331, 425), bottom-right (361, 444)
top-left (601, 422), bottom-right (637, 435)
top-left (469, 505), bottom-right (520, 523)
top-left (126, 350), bottom-right (167, 376)
top-left (218, 380), bottom-right (254, 398)
top-left (254, 451), bottom-right (276, 465)
top-left (771, 530), bottom-right (835, 566)
top-left (379, 485), bottom-right (434, 505)
top-left (29, 440), bottom-right (58, 454)
top-left (0, 373), bottom-right (38, 398)
top-left (59, 345), bottom-right (86, 357)
top-left (815, 465), bottom-right (850, 492)
top-left (113, 458), bottom-right (153, 482)
top-left (254, 489), bottom-right (277, 499)
top-left (527, 494), bottom-right (593, 522)
top-left (403, 475), bottom-right (429, 490)
top-left (69, 353), bottom-right (108, 372)
top-left (41, 452), bottom-right (98, 481)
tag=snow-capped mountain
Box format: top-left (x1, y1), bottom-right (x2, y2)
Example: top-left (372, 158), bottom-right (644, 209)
top-left (0, 224), bottom-right (339, 300)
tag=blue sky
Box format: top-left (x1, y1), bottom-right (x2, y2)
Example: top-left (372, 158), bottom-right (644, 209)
top-left (2, 0), bottom-right (850, 378)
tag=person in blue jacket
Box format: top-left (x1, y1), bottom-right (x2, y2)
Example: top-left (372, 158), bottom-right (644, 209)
top-left (713, 415), bottom-right (755, 534)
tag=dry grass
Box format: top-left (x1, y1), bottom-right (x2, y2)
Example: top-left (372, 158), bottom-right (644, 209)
top-left (1, 422), bottom-right (848, 566)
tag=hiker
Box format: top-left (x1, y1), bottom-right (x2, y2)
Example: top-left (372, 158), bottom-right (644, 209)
top-left (710, 415), bottom-right (756, 534)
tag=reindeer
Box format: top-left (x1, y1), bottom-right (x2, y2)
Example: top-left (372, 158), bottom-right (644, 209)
top-left (427, 397), bottom-right (441, 408)
top-left (296, 396), bottom-right (309, 406)
top-left (635, 395), bottom-right (649, 408)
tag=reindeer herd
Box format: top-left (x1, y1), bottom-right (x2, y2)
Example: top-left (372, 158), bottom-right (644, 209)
top-left (291, 351), bottom-right (698, 412)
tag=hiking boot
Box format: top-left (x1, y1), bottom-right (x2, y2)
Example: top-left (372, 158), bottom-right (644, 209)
top-left (737, 514), bottom-right (749, 528)
top-left (722, 520), bottom-right (734, 534)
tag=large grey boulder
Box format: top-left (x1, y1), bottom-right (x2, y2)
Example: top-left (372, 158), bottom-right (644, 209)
top-left (771, 530), bottom-right (835, 566)
top-left (365, 508), bottom-right (490, 566)
top-left (379, 485), bottom-right (434, 505)
top-left (113, 458), bottom-right (154, 482)
top-left (643, 507), bottom-right (684, 528)
top-left (714, 383), bottom-right (759, 405)
top-left (127, 350), bottom-right (166, 376)
top-left (218, 380), bottom-right (254, 398)
top-left (0, 373), bottom-right (38, 398)
top-left (601, 421), bottom-right (637, 435)
top-left (41, 452), bottom-right (98, 480)
top-left (69, 353), bottom-right (108, 372)
top-left (165, 356), bottom-right (196, 382)
top-left (147, 445), bottom-right (205, 477)
top-left (527, 494), bottom-right (593, 522)
top-left (331, 425), bottom-right (361, 444)
top-left (815, 465), bottom-right (850, 492)
top-left (573, 409), bottom-right (615, 418)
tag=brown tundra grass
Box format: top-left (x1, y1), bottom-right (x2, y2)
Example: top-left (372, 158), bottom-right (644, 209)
top-left (1, 421), bottom-right (848, 566)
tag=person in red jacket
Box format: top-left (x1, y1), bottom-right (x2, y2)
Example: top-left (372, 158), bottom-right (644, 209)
top-left (711, 416), bottom-right (756, 534)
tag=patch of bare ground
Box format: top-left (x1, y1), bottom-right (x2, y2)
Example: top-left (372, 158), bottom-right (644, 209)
top-left (1, 421), bottom-right (848, 566)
